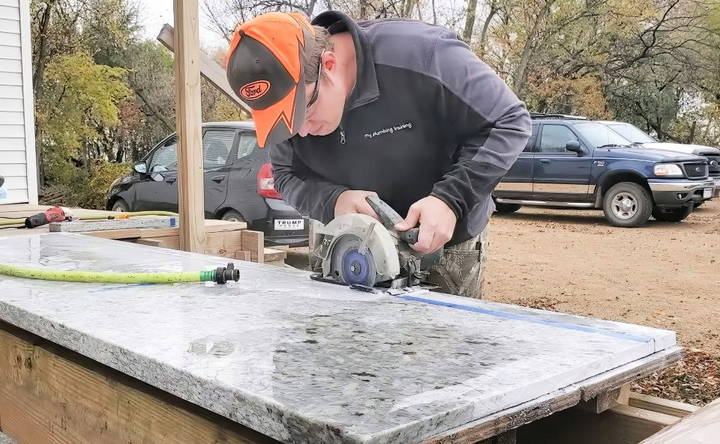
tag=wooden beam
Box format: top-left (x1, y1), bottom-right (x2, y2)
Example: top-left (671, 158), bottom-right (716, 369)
top-left (577, 385), bottom-right (626, 414)
top-left (629, 392), bottom-right (700, 418)
top-left (157, 24), bottom-right (250, 113)
top-left (0, 322), bottom-right (274, 444)
top-left (640, 398), bottom-right (720, 444)
top-left (173, 0), bottom-right (205, 253)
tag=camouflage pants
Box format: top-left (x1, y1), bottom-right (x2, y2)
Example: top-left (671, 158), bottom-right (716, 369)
top-left (426, 226), bottom-right (489, 299)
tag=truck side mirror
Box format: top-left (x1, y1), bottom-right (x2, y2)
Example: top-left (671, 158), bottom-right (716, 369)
top-left (134, 161), bottom-right (147, 174)
top-left (566, 140), bottom-right (583, 156)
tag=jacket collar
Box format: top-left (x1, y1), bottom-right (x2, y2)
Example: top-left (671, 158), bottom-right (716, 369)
top-left (312, 11), bottom-right (380, 111)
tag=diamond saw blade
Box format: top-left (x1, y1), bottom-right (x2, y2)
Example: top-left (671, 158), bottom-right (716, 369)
top-left (329, 234), bottom-right (378, 287)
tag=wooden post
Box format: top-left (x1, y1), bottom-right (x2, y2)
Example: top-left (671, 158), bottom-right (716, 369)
top-left (157, 24), bottom-right (250, 113)
top-left (173, 0), bottom-right (205, 252)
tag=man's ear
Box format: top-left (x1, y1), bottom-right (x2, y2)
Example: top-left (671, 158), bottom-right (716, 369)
top-left (321, 51), bottom-right (337, 72)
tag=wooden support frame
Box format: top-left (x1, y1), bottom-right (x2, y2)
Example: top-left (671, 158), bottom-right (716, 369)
top-left (0, 322), bottom-right (275, 444)
top-left (173, 0), bottom-right (205, 253)
top-left (157, 24), bottom-right (250, 113)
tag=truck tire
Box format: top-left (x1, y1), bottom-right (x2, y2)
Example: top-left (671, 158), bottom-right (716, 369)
top-left (494, 202), bottom-right (521, 214)
top-left (652, 205), bottom-right (692, 222)
top-left (221, 209), bottom-right (245, 222)
top-left (602, 182), bottom-right (652, 227)
top-left (111, 199), bottom-right (129, 212)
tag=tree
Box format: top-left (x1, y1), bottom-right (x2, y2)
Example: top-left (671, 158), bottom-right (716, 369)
top-left (35, 52), bottom-right (129, 205)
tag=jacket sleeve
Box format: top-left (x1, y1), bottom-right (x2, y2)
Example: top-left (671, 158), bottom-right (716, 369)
top-left (428, 31), bottom-right (531, 220)
top-left (270, 141), bottom-right (348, 223)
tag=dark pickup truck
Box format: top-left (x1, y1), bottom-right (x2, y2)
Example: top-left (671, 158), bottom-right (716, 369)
top-left (493, 116), bottom-right (715, 227)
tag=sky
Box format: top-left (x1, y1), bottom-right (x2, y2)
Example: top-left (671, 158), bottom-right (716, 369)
top-left (136, 0), bottom-right (228, 51)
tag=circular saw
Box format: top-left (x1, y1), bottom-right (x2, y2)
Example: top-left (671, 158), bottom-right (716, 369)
top-left (310, 196), bottom-right (439, 291)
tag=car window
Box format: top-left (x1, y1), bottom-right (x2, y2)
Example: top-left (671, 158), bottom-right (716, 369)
top-left (606, 123), bottom-right (655, 144)
top-left (203, 130), bottom-right (235, 169)
top-left (574, 122), bottom-right (630, 148)
top-left (524, 124), bottom-right (539, 152)
top-left (237, 132), bottom-right (259, 160)
top-left (149, 137), bottom-right (177, 172)
top-left (539, 125), bottom-right (579, 153)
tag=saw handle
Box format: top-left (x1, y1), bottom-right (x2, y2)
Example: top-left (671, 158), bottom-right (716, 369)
top-left (365, 195), bottom-right (419, 245)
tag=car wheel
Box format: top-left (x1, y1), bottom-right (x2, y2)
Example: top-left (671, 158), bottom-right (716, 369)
top-left (221, 210), bottom-right (245, 223)
top-left (693, 201), bottom-right (704, 209)
top-left (602, 182), bottom-right (652, 227)
top-left (494, 202), bottom-right (521, 214)
top-left (111, 199), bottom-right (129, 212)
top-left (652, 205), bottom-right (693, 222)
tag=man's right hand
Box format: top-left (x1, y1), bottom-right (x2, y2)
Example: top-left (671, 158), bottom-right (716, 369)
top-left (335, 190), bottom-right (380, 219)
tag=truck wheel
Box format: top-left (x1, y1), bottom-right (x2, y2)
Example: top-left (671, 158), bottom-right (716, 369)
top-left (221, 210), bottom-right (245, 222)
top-left (494, 202), bottom-right (521, 214)
top-left (602, 182), bottom-right (652, 227)
top-left (652, 206), bottom-right (692, 222)
top-left (111, 199), bottom-right (129, 212)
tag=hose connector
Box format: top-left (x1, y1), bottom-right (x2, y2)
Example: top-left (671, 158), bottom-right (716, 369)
top-left (214, 262), bottom-right (239, 284)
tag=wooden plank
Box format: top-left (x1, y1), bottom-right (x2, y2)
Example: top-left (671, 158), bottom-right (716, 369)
top-left (203, 219), bottom-right (247, 231)
top-left (641, 398), bottom-right (720, 444)
top-left (629, 392), bottom-right (699, 418)
top-left (157, 24), bottom-right (250, 113)
top-left (84, 220), bottom-right (246, 240)
top-left (0, 322), bottom-right (274, 444)
top-left (234, 250), bottom-right (251, 261)
top-left (577, 385), bottom-right (625, 414)
top-left (135, 238), bottom-right (165, 247)
top-left (263, 248), bottom-right (287, 264)
top-left (241, 230), bottom-right (264, 263)
top-left (173, 0), bottom-right (205, 253)
top-left (135, 237), bottom-right (181, 250)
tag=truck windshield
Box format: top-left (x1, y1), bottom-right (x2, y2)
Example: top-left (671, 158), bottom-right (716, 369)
top-left (606, 123), bottom-right (656, 144)
top-left (574, 122), bottom-right (632, 148)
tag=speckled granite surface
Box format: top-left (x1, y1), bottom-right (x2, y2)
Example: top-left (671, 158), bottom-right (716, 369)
top-left (0, 233), bottom-right (677, 443)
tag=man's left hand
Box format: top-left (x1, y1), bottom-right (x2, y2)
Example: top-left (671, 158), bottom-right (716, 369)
top-left (394, 196), bottom-right (457, 254)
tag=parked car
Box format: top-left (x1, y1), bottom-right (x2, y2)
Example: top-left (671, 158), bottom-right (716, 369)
top-left (598, 120), bottom-right (720, 199)
top-left (106, 122), bottom-right (308, 246)
top-left (493, 114), bottom-right (714, 226)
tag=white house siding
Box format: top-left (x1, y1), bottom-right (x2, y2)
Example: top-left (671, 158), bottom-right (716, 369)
top-left (0, 0), bottom-right (37, 204)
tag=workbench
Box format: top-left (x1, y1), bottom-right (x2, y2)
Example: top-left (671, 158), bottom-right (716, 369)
top-left (0, 233), bottom-right (681, 443)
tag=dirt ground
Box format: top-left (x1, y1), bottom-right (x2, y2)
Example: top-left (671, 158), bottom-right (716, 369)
top-left (484, 199), bottom-right (720, 405)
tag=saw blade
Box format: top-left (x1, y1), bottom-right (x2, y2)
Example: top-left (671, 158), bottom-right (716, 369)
top-left (329, 234), bottom-right (378, 287)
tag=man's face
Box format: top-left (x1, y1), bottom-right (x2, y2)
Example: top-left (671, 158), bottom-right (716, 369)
top-left (297, 53), bottom-right (346, 138)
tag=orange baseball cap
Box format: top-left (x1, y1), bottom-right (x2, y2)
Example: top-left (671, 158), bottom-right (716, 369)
top-left (225, 13), bottom-right (317, 147)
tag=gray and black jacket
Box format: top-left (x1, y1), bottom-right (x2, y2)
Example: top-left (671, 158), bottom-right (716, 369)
top-left (270, 11), bottom-right (531, 245)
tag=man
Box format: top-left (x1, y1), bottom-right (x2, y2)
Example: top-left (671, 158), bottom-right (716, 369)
top-left (226, 11), bottom-right (531, 298)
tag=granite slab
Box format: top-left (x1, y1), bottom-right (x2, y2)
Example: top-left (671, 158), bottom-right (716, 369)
top-left (0, 233), bottom-right (677, 443)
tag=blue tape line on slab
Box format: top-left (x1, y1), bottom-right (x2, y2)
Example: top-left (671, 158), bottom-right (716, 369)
top-left (399, 295), bottom-right (653, 343)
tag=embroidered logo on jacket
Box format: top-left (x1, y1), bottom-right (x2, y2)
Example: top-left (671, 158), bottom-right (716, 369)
top-left (364, 121), bottom-right (413, 139)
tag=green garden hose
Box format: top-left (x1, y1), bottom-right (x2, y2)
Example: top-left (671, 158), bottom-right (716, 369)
top-left (0, 211), bottom-right (179, 227)
top-left (0, 262), bottom-right (239, 285)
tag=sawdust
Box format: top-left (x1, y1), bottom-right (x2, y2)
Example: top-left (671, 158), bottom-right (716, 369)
top-left (485, 199), bottom-right (720, 406)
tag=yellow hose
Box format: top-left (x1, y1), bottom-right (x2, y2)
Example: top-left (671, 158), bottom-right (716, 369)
top-left (0, 261), bottom-right (239, 285)
top-left (0, 211), bottom-right (178, 227)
